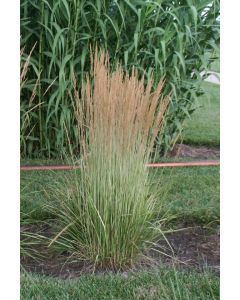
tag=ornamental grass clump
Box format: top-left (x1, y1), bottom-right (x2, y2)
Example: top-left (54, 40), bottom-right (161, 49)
top-left (49, 48), bottom-right (170, 270)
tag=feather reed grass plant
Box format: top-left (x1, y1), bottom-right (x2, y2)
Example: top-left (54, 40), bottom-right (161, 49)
top-left (48, 48), bottom-right (170, 270)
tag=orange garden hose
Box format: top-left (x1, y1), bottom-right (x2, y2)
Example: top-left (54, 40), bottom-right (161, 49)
top-left (20, 160), bottom-right (220, 171)
top-left (145, 161), bottom-right (220, 167)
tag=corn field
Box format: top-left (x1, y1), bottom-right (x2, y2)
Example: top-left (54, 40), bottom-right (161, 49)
top-left (20, 0), bottom-right (220, 158)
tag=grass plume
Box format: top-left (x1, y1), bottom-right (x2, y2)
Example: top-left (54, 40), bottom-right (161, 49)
top-left (48, 47), bottom-right (170, 270)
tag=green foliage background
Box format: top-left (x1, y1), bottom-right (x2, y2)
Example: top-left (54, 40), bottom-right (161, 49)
top-left (20, 0), bottom-right (220, 158)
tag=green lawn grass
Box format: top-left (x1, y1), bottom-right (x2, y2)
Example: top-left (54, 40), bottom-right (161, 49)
top-left (21, 268), bottom-right (219, 300)
top-left (157, 166), bottom-right (219, 225)
top-left (182, 82), bottom-right (220, 146)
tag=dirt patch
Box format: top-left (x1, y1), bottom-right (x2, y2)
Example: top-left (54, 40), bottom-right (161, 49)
top-left (152, 225), bottom-right (220, 274)
top-left (21, 225), bottom-right (219, 279)
top-left (170, 144), bottom-right (220, 159)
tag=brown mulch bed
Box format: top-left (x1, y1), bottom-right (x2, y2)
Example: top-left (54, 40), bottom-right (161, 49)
top-left (170, 144), bottom-right (220, 159)
top-left (21, 224), bottom-right (219, 279)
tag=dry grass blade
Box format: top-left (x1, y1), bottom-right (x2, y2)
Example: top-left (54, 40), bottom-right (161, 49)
top-left (20, 42), bottom-right (37, 84)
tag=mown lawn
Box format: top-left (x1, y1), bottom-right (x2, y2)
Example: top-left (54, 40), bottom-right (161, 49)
top-left (21, 268), bottom-right (219, 300)
top-left (156, 166), bottom-right (219, 225)
top-left (182, 81), bottom-right (220, 146)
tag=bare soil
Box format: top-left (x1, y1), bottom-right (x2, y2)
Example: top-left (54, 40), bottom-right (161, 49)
top-left (21, 224), bottom-right (219, 279)
top-left (152, 225), bottom-right (220, 274)
top-left (170, 144), bottom-right (220, 159)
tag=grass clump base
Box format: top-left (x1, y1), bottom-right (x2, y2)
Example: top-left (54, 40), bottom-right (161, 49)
top-left (47, 48), bottom-right (170, 270)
